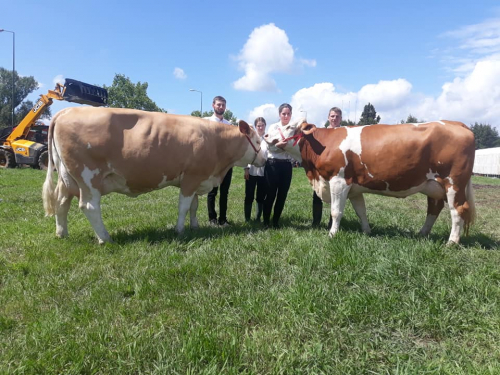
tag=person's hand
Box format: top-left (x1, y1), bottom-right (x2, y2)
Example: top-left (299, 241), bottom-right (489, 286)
top-left (275, 140), bottom-right (287, 149)
top-left (244, 169), bottom-right (250, 180)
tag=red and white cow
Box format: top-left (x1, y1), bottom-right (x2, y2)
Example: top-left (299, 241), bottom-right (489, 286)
top-left (265, 119), bottom-right (476, 244)
top-left (43, 107), bottom-right (266, 244)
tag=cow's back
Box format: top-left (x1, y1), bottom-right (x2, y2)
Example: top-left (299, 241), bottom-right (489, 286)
top-left (311, 121), bottom-right (475, 192)
top-left (53, 107), bottom-right (222, 195)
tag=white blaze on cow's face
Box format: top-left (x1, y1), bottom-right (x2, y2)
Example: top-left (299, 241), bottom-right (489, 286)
top-left (263, 117), bottom-right (305, 161)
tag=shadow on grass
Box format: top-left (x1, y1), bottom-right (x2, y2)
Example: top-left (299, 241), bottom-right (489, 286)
top-left (109, 215), bottom-right (498, 250)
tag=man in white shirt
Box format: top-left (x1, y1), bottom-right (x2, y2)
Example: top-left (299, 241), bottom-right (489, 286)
top-left (204, 96), bottom-right (233, 226)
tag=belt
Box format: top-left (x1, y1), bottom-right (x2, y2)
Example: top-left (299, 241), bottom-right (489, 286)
top-left (267, 158), bottom-right (291, 164)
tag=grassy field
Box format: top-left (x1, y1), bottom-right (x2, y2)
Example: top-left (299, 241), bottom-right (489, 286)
top-left (1, 167), bottom-right (499, 374)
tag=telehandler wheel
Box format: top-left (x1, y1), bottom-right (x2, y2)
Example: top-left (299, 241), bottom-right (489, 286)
top-left (0, 149), bottom-right (16, 168)
top-left (38, 150), bottom-right (49, 170)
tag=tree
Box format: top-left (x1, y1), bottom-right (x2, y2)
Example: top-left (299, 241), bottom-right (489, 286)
top-left (103, 74), bottom-right (166, 112)
top-left (470, 123), bottom-right (500, 149)
top-left (190, 108), bottom-right (238, 125)
top-left (339, 119), bottom-right (356, 127)
top-left (0, 67), bottom-right (44, 129)
top-left (357, 103), bottom-right (381, 125)
top-left (400, 114), bottom-right (420, 124)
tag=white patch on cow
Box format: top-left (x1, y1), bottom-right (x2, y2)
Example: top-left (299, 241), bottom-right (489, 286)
top-left (176, 192), bottom-right (195, 233)
top-left (328, 176), bottom-right (352, 238)
top-left (339, 126), bottom-right (365, 159)
top-left (81, 166), bottom-right (100, 204)
top-left (446, 186), bottom-right (463, 244)
top-left (87, 142), bottom-right (92, 149)
top-left (338, 126), bottom-right (375, 178)
top-left (312, 176), bottom-right (330, 202)
top-left (446, 176), bottom-right (454, 185)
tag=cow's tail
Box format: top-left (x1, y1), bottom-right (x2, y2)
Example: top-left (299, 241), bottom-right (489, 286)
top-left (463, 178), bottom-right (476, 236)
top-left (42, 110), bottom-right (63, 216)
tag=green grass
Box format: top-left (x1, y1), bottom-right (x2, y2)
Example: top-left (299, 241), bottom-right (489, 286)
top-left (0, 168), bottom-right (499, 374)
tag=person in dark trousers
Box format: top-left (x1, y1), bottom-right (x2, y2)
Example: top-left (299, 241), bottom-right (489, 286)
top-left (263, 103), bottom-right (294, 228)
top-left (205, 96), bottom-right (233, 226)
top-left (244, 117), bottom-right (267, 222)
top-left (312, 107), bottom-right (342, 228)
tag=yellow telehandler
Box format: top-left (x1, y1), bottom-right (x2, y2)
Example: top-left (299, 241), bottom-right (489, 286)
top-left (0, 78), bottom-right (108, 170)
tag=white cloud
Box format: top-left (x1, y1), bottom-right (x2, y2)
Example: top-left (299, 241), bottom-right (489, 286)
top-left (233, 23), bottom-right (315, 92)
top-left (173, 67), bottom-right (187, 80)
top-left (441, 17), bottom-right (500, 74)
top-left (53, 75), bottom-right (64, 85)
top-left (249, 59), bottom-right (500, 130)
top-left (246, 18), bottom-right (500, 130)
top-left (248, 103), bottom-right (279, 127)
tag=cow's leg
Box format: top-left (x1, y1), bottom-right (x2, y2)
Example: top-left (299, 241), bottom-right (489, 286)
top-left (328, 176), bottom-right (351, 238)
top-left (54, 180), bottom-right (74, 238)
top-left (419, 197), bottom-right (444, 237)
top-left (176, 192), bottom-right (195, 234)
top-left (79, 189), bottom-right (112, 244)
top-left (189, 194), bottom-right (199, 229)
top-left (349, 194), bottom-right (371, 234)
top-left (446, 186), bottom-right (464, 245)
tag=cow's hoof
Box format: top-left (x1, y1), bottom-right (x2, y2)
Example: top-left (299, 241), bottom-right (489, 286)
top-left (98, 237), bottom-right (113, 245)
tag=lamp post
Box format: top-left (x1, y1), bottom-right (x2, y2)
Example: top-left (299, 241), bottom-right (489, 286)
top-left (189, 89), bottom-right (202, 116)
top-left (0, 29), bottom-right (15, 127)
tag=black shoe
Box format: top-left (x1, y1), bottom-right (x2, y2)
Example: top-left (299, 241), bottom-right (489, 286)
top-left (219, 219), bottom-right (231, 227)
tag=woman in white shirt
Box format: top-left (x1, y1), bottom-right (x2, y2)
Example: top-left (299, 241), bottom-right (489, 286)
top-left (263, 103), bottom-right (294, 228)
top-left (244, 117), bottom-right (267, 221)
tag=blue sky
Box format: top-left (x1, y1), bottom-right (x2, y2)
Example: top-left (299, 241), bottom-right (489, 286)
top-left (1, 0), bottom-right (500, 130)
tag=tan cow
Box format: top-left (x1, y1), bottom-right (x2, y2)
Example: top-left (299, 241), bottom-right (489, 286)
top-left (264, 119), bottom-right (476, 244)
top-left (42, 107), bottom-right (266, 244)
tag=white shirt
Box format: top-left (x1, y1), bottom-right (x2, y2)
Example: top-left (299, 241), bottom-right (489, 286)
top-left (204, 114), bottom-right (231, 125)
top-left (266, 121), bottom-right (293, 160)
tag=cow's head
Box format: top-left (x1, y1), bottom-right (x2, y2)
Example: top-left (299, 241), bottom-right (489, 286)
top-left (235, 120), bottom-right (267, 167)
top-left (263, 117), bottom-right (315, 162)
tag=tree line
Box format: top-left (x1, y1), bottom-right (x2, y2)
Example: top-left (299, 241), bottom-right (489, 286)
top-left (0, 68), bottom-right (498, 148)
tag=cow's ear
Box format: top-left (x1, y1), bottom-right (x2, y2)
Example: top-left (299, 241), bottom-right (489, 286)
top-left (300, 122), bottom-right (316, 135)
top-left (239, 120), bottom-right (251, 135)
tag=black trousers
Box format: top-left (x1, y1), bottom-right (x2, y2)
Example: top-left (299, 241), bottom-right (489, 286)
top-left (263, 159), bottom-right (292, 226)
top-left (313, 191), bottom-right (323, 206)
top-left (207, 168), bottom-right (233, 222)
top-left (245, 175), bottom-right (266, 205)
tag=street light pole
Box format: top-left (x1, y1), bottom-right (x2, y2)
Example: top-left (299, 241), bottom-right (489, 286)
top-left (0, 29), bottom-right (15, 127)
top-left (189, 89), bottom-right (202, 116)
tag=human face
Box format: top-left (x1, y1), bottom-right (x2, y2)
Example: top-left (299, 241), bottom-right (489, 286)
top-left (328, 110), bottom-right (342, 128)
top-left (213, 100), bottom-right (226, 116)
top-left (279, 107), bottom-right (292, 125)
top-left (255, 121), bottom-right (266, 137)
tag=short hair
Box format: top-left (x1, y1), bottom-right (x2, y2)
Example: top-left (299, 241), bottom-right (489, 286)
top-left (329, 107), bottom-right (342, 116)
top-left (278, 103), bottom-right (292, 114)
top-left (212, 96), bottom-right (226, 104)
top-left (254, 117), bottom-right (266, 126)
